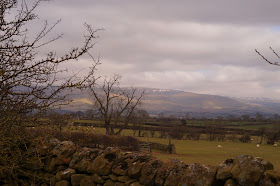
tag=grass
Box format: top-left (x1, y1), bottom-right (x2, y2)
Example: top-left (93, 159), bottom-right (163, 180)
top-left (140, 137), bottom-right (280, 172)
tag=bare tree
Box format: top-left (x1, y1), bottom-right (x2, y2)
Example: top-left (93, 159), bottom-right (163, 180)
top-left (130, 109), bottom-right (150, 137)
top-left (88, 75), bottom-right (145, 135)
top-left (257, 127), bottom-right (266, 144)
top-left (0, 0), bottom-right (99, 182)
top-left (241, 114), bottom-right (251, 121)
top-left (255, 112), bottom-right (264, 122)
top-left (49, 112), bottom-right (73, 132)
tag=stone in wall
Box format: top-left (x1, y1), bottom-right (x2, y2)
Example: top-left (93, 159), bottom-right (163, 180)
top-left (224, 179), bottom-right (239, 186)
top-left (55, 180), bottom-right (70, 186)
top-left (139, 158), bottom-right (164, 185)
top-left (216, 158), bottom-right (234, 181)
top-left (51, 141), bottom-right (79, 165)
top-left (179, 163), bottom-right (218, 186)
top-left (87, 147), bottom-right (122, 175)
top-left (56, 168), bottom-right (76, 181)
top-left (44, 140), bottom-right (80, 173)
top-left (112, 152), bottom-right (133, 176)
top-left (126, 152), bottom-right (152, 179)
top-left (259, 170), bottom-right (280, 185)
top-left (69, 147), bottom-right (102, 172)
top-left (154, 159), bottom-right (187, 186)
top-left (71, 174), bottom-right (87, 186)
top-left (163, 159), bottom-right (187, 186)
top-left (231, 155), bottom-right (274, 185)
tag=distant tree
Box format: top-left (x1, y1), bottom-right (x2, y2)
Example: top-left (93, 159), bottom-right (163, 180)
top-left (49, 112), bottom-right (73, 132)
top-left (272, 114), bottom-right (280, 123)
top-left (228, 132), bottom-right (238, 142)
top-left (255, 112), bottom-right (264, 121)
top-left (130, 109), bottom-right (149, 137)
top-left (241, 114), bottom-right (251, 121)
top-left (227, 115), bottom-right (237, 121)
top-left (265, 124), bottom-right (280, 144)
top-left (216, 116), bottom-right (224, 120)
top-left (239, 133), bottom-right (251, 143)
top-left (257, 127), bottom-right (266, 144)
top-left (186, 128), bottom-right (201, 140)
top-left (85, 109), bottom-right (96, 119)
top-left (136, 109), bottom-right (150, 119)
top-left (206, 124), bottom-right (217, 141)
top-left (75, 111), bottom-right (85, 118)
top-left (157, 112), bottom-right (165, 119)
top-left (87, 75), bottom-right (145, 135)
top-left (180, 119), bottom-right (187, 125)
top-left (185, 113), bottom-right (190, 120)
top-left (168, 126), bottom-right (185, 139)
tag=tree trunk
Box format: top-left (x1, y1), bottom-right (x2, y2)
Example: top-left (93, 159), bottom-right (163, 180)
top-left (110, 126), bottom-right (115, 135)
top-left (105, 122), bottom-right (110, 135)
top-left (115, 128), bottom-right (123, 135)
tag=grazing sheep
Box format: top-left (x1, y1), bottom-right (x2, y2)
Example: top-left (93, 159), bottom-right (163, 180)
top-left (218, 145), bottom-right (222, 148)
top-left (273, 144), bottom-right (278, 147)
top-left (256, 144), bottom-right (260, 147)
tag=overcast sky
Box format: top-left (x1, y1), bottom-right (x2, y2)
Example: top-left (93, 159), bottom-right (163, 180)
top-left (31, 0), bottom-right (280, 99)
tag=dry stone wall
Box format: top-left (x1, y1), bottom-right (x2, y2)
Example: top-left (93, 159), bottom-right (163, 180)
top-left (3, 138), bottom-right (280, 186)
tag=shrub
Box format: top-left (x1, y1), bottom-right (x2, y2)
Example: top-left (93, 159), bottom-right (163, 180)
top-left (228, 132), bottom-right (238, 142)
top-left (168, 126), bottom-right (185, 139)
top-left (239, 133), bottom-right (251, 143)
top-left (53, 131), bottom-right (139, 151)
top-left (186, 128), bottom-right (201, 140)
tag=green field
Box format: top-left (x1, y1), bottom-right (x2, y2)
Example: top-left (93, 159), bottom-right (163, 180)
top-left (69, 126), bottom-right (280, 171)
top-left (140, 137), bottom-right (280, 171)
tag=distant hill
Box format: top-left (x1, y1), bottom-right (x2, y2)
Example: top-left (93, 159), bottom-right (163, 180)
top-left (62, 88), bottom-right (280, 117)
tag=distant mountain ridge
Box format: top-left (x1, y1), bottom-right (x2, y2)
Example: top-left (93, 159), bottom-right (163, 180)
top-left (62, 88), bottom-right (280, 117)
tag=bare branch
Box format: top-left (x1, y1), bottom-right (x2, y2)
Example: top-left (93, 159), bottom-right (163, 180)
top-left (255, 47), bottom-right (280, 66)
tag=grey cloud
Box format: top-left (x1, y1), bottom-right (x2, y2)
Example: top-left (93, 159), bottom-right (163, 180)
top-left (22, 0), bottom-right (280, 99)
top-left (41, 0), bottom-right (280, 25)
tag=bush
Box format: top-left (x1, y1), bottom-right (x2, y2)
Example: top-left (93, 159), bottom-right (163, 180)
top-left (168, 126), bottom-right (185, 139)
top-left (227, 132), bottom-right (238, 142)
top-left (186, 128), bottom-right (201, 140)
top-left (53, 131), bottom-right (139, 151)
top-left (239, 133), bottom-right (251, 143)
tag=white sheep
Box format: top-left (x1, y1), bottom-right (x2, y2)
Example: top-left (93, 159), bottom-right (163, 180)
top-left (256, 144), bottom-right (260, 148)
top-left (273, 144), bottom-right (278, 147)
top-left (218, 145), bottom-right (222, 148)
